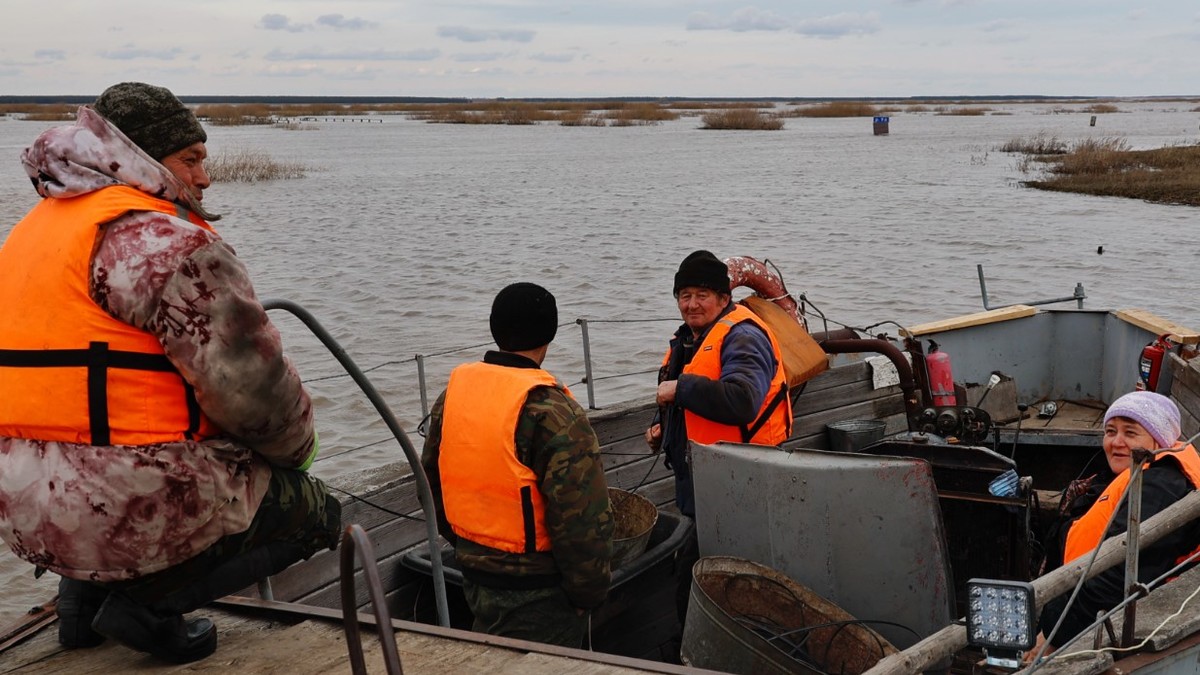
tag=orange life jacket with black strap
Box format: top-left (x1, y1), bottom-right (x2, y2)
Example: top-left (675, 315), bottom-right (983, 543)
top-left (0, 185), bottom-right (220, 446)
top-left (661, 304), bottom-right (792, 445)
top-left (1064, 443), bottom-right (1200, 566)
top-left (439, 361), bottom-right (570, 554)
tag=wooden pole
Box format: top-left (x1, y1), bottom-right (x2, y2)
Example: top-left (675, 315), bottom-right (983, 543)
top-left (864, 491), bottom-right (1200, 675)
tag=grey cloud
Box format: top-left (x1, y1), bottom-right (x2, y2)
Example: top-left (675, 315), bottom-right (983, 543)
top-left (529, 52), bottom-right (574, 63)
top-left (265, 48), bottom-right (440, 61)
top-left (437, 26), bottom-right (535, 43)
top-left (794, 12), bottom-right (881, 37)
top-left (259, 14), bottom-right (310, 32)
top-left (980, 19), bottom-right (1017, 32)
top-left (687, 8), bottom-right (792, 32)
top-left (34, 49), bottom-right (67, 60)
top-left (688, 9), bottom-right (880, 37)
top-left (317, 14), bottom-right (378, 30)
top-left (451, 52), bottom-right (507, 62)
top-left (98, 46), bottom-right (184, 60)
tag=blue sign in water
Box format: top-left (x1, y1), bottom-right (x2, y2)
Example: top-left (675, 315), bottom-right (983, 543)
top-left (873, 116), bottom-right (890, 123)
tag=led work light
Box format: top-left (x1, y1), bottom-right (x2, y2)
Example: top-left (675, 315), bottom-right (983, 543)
top-left (965, 578), bottom-right (1036, 668)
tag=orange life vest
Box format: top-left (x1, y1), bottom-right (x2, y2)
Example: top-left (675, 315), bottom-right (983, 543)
top-left (0, 185), bottom-right (219, 446)
top-left (1064, 443), bottom-right (1200, 565)
top-left (661, 304), bottom-right (792, 446)
top-left (438, 361), bottom-right (566, 553)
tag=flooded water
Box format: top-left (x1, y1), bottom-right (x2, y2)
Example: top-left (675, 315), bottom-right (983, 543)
top-left (1, 101), bottom-right (1198, 621)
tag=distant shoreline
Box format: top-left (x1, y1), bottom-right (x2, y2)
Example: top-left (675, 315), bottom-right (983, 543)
top-left (3, 94), bottom-right (1195, 106)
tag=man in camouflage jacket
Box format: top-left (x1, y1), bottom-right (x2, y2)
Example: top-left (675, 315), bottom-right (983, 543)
top-left (0, 83), bottom-right (339, 663)
top-left (421, 282), bottom-right (613, 647)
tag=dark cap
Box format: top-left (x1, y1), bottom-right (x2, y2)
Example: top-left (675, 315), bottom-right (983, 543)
top-left (673, 250), bottom-right (731, 295)
top-left (490, 282), bottom-right (558, 352)
top-left (92, 82), bottom-right (207, 161)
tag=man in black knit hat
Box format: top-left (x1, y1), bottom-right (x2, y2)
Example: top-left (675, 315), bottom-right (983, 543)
top-left (421, 282), bottom-right (613, 647)
top-left (0, 82), bottom-right (339, 664)
top-left (647, 250), bottom-right (792, 516)
top-left (646, 251), bottom-right (792, 627)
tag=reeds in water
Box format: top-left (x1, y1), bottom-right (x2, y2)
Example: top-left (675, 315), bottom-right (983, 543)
top-left (784, 101), bottom-right (878, 118)
top-left (206, 149), bottom-right (307, 183)
top-left (997, 133), bottom-right (1068, 155)
top-left (700, 108), bottom-right (783, 130)
top-left (1012, 136), bottom-right (1200, 206)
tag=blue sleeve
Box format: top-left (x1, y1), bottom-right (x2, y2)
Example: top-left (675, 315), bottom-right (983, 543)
top-left (677, 322), bottom-right (777, 426)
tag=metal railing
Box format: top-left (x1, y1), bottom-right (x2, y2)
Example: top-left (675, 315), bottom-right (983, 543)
top-left (263, 299), bottom-right (451, 628)
top-left (977, 264), bottom-right (1086, 311)
top-left (409, 317), bottom-right (677, 414)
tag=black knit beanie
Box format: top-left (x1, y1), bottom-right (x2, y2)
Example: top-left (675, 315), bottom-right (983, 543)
top-left (92, 82), bottom-right (207, 161)
top-left (673, 250), bottom-right (731, 295)
top-left (490, 283), bottom-right (558, 352)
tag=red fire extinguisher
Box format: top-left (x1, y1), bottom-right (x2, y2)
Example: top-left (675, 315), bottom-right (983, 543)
top-left (1137, 333), bottom-right (1173, 391)
top-left (927, 341), bottom-right (956, 406)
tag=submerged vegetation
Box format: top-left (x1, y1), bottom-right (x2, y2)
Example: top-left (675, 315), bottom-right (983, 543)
top-left (205, 149), bottom-right (308, 183)
top-left (784, 101), bottom-right (879, 118)
top-left (700, 108), bottom-right (784, 130)
top-left (1004, 135), bottom-right (1200, 206)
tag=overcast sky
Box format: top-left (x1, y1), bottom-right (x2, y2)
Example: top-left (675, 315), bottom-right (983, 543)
top-left (3, 1), bottom-right (1199, 99)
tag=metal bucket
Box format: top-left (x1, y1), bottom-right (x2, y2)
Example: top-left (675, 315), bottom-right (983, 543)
top-left (681, 556), bottom-right (897, 675)
top-left (826, 419), bottom-right (887, 453)
top-left (609, 488), bottom-right (658, 569)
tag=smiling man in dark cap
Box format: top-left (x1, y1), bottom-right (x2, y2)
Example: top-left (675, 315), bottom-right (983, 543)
top-left (0, 83), bottom-right (340, 664)
top-left (421, 282), bottom-right (613, 647)
top-left (647, 250), bottom-right (792, 516)
top-left (645, 250), bottom-right (792, 628)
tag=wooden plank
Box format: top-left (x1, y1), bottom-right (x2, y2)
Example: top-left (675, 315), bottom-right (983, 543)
top-left (793, 379), bottom-right (900, 417)
top-left (589, 401), bottom-right (659, 445)
top-left (800, 361), bottom-right (873, 394)
top-left (903, 305), bottom-right (1037, 337)
top-left (1169, 378), bottom-right (1200, 442)
top-left (601, 435), bottom-right (658, 472)
top-left (1168, 353), bottom-right (1200, 399)
top-left (1113, 309), bottom-right (1200, 344)
top-left (792, 394), bottom-right (907, 439)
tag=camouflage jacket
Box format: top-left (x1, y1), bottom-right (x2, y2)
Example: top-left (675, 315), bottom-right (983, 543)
top-left (0, 107), bottom-right (315, 581)
top-left (421, 350), bottom-right (613, 609)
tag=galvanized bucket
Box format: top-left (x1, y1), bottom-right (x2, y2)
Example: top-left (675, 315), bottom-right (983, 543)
top-left (826, 419), bottom-right (887, 453)
top-left (608, 488), bottom-right (658, 569)
top-left (681, 556), bottom-right (897, 675)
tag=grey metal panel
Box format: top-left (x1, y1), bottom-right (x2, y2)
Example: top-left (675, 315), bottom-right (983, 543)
top-left (915, 310), bottom-right (1064, 403)
top-left (690, 441), bottom-right (953, 651)
top-left (916, 309), bottom-right (1164, 406)
top-left (1102, 312), bottom-right (1165, 401)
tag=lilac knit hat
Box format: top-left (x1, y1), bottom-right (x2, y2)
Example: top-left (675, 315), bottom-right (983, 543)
top-left (1103, 391), bottom-right (1181, 449)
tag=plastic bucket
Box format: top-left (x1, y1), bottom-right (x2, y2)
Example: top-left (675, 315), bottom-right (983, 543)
top-left (826, 420), bottom-right (887, 453)
top-left (609, 488), bottom-right (658, 569)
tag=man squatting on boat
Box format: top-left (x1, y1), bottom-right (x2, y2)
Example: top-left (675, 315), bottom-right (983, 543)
top-left (0, 82), bottom-right (341, 663)
top-left (421, 282), bottom-right (614, 647)
top-left (645, 250), bottom-right (793, 617)
top-left (1034, 391), bottom-right (1200, 656)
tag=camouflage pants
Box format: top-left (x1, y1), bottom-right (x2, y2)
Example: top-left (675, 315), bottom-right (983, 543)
top-left (115, 466), bottom-right (341, 610)
top-left (462, 579), bottom-right (587, 648)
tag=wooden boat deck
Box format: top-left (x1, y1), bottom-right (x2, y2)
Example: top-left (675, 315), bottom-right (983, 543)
top-left (1, 598), bottom-right (710, 674)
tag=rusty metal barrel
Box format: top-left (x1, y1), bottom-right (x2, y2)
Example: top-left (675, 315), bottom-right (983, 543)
top-left (681, 556), bottom-right (897, 674)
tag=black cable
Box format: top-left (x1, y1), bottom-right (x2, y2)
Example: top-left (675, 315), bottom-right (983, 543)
top-left (328, 486), bottom-right (425, 523)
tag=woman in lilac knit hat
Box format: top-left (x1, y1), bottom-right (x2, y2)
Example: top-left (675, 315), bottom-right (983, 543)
top-left (1036, 391), bottom-right (1200, 654)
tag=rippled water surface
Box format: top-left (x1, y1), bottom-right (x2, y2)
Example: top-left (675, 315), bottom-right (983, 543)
top-left (2, 102), bottom-right (1198, 619)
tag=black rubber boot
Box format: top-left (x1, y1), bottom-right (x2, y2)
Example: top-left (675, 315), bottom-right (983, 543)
top-left (91, 592), bottom-right (217, 664)
top-left (57, 577), bottom-right (109, 649)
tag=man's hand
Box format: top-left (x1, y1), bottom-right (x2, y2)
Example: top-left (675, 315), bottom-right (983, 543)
top-left (645, 423), bottom-right (663, 452)
top-left (1023, 633), bottom-right (1053, 665)
top-left (656, 380), bottom-right (678, 407)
